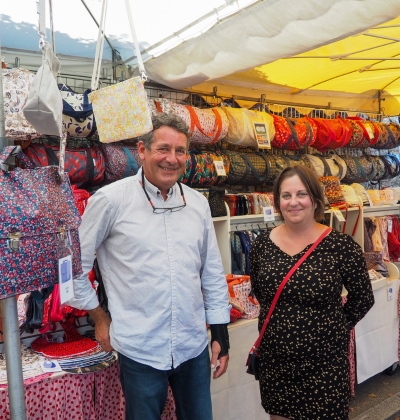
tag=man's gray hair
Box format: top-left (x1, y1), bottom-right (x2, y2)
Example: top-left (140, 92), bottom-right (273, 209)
top-left (140, 112), bottom-right (190, 150)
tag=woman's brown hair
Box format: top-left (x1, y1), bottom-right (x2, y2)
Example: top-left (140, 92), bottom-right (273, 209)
top-left (273, 166), bottom-right (325, 222)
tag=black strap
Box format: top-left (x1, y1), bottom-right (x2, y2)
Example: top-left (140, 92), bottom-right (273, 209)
top-left (240, 154), bottom-right (268, 183)
top-left (186, 150), bottom-right (198, 187)
top-left (384, 124), bottom-right (396, 149)
top-left (85, 148), bottom-right (95, 187)
top-left (314, 154), bottom-right (332, 177)
top-left (282, 118), bottom-right (301, 150)
top-left (256, 151), bottom-right (270, 180)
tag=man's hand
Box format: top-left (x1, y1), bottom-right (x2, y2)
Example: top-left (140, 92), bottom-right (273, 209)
top-left (88, 306), bottom-right (113, 352)
top-left (210, 340), bottom-right (229, 379)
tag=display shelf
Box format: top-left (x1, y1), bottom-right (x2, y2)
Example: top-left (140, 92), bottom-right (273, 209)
top-left (363, 204), bottom-right (400, 218)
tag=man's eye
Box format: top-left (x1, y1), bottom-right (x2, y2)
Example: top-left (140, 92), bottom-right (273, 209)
top-left (176, 150), bottom-right (186, 155)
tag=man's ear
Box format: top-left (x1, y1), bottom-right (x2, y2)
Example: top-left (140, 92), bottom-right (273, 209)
top-left (138, 141), bottom-right (146, 160)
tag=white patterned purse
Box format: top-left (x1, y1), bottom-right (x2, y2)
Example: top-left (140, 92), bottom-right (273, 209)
top-left (88, 0), bottom-right (152, 143)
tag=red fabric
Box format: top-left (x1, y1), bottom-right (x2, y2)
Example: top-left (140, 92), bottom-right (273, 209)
top-left (312, 118), bottom-right (352, 150)
top-left (271, 116), bottom-right (317, 150)
top-left (388, 216), bottom-right (400, 262)
top-left (32, 321), bottom-right (99, 359)
top-left (72, 185), bottom-right (91, 216)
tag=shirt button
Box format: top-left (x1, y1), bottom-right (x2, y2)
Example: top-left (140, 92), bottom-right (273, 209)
top-left (172, 333), bottom-right (175, 337)
top-left (172, 306), bottom-right (176, 311)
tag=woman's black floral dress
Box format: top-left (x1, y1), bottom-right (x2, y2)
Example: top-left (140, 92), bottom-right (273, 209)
top-left (250, 229), bottom-right (374, 420)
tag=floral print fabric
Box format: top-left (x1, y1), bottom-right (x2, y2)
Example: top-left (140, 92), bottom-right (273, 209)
top-left (89, 77), bottom-right (153, 143)
top-left (0, 147), bottom-right (82, 299)
top-left (2, 68), bottom-right (41, 140)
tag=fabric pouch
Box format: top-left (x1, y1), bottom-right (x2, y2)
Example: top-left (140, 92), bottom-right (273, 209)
top-left (89, 77), bottom-right (153, 143)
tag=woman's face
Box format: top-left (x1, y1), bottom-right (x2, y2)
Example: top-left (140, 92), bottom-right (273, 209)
top-left (279, 175), bottom-right (317, 225)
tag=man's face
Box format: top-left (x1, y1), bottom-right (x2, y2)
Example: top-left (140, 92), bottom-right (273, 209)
top-left (138, 126), bottom-right (188, 198)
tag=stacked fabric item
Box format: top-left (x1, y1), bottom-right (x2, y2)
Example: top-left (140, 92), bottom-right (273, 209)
top-left (30, 320), bottom-right (117, 374)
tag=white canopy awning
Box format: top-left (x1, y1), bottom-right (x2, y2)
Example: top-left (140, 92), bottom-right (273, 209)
top-left (144, 0), bottom-right (400, 89)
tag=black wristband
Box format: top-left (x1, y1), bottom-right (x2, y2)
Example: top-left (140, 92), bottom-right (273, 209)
top-left (210, 323), bottom-right (230, 358)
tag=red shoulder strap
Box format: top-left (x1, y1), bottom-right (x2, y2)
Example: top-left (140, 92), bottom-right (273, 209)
top-left (185, 105), bottom-right (222, 143)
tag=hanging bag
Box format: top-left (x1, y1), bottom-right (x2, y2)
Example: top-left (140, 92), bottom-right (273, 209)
top-left (21, 143), bottom-right (105, 187)
top-left (88, 0), bottom-right (153, 142)
top-left (2, 67), bottom-right (42, 140)
top-left (59, 85), bottom-right (97, 138)
top-left (226, 274), bottom-right (260, 319)
top-left (0, 143), bottom-right (82, 300)
top-left (246, 228), bottom-right (332, 379)
top-left (22, 0), bottom-right (62, 136)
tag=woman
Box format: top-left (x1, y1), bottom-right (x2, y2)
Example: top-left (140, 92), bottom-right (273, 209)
top-left (250, 165), bottom-right (374, 420)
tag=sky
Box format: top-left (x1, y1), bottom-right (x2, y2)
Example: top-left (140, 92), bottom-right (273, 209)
top-left (0, 0), bottom-right (252, 61)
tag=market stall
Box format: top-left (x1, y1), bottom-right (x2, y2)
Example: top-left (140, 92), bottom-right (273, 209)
top-left (2, 1), bottom-right (400, 419)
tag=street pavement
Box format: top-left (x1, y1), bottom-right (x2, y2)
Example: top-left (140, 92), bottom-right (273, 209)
top-left (350, 364), bottom-right (400, 420)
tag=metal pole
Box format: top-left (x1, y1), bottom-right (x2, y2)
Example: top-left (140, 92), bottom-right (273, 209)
top-left (0, 49), bottom-right (27, 420)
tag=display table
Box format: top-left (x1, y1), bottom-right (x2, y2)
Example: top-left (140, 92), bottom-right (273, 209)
top-left (0, 361), bottom-right (125, 420)
top-left (355, 278), bottom-right (400, 383)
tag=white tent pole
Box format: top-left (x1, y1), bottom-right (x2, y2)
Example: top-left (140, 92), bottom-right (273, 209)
top-left (0, 52), bottom-right (27, 419)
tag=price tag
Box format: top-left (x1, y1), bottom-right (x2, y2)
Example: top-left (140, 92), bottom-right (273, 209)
top-left (213, 159), bottom-right (227, 176)
top-left (263, 206), bottom-right (275, 222)
top-left (253, 122), bottom-right (271, 149)
top-left (58, 254), bottom-right (74, 304)
top-left (365, 125), bottom-right (375, 140)
top-left (388, 218), bottom-right (393, 233)
top-left (388, 285), bottom-right (394, 301)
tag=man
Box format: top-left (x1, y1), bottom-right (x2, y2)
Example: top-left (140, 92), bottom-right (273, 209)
top-left (69, 112), bottom-right (231, 420)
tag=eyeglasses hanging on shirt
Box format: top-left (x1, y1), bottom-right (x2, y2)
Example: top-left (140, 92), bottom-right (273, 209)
top-left (140, 170), bottom-right (187, 214)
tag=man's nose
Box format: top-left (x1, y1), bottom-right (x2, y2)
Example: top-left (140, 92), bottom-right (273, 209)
top-left (165, 150), bottom-right (178, 163)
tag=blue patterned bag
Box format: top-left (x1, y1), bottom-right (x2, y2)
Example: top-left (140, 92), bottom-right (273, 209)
top-left (0, 146), bottom-right (82, 299)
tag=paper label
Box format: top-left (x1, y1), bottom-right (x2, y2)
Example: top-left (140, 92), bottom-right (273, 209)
top-left (253, 122), bottom-right (271, 149)
top-left (213, 159), bottom-right (227, 176)
top-left (388, 284), bottom-right (394, 301)
top-left (366, 192), bottom-right (373, 207)
top-left (388, 219), bottom-right (393, 233)
top-left (58, 254), bottom-right (74, 304)
top-left (333, 210), bottom-right (346, 222)
top-left (40, 358), bottom-right (62, 373)
top-left (263, 206), bottom-right (275, 222)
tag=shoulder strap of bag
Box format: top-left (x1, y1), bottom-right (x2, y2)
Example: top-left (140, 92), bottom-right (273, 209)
top-left (250, 227), bottom-right (332, 354)
top-left (91, 0), bottom-right (108, 91)
top-left (122, 146), bottom-right (139, 177)
top-left (282, 118), bottom-right (301, 149)
top-left (185, 106), bottom-right (223, 143)
top-left (240, 153), bottom-right (268, 183)
top-left (384, 124), bottom-right (396, 149)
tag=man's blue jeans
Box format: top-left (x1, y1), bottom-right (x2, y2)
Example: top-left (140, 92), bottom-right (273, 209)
top-left (118, 346), bottom-right (212, 420)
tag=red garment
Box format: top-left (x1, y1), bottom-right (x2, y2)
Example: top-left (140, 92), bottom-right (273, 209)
top-left (33, 320), bottom-right (99, 359)
top-left (388, 216), bottom-right (400, 262)
top-left (71, 185), bottom-right (91, 216)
